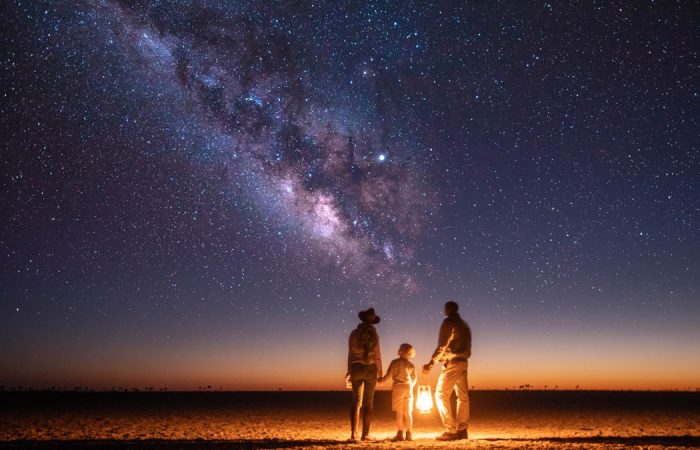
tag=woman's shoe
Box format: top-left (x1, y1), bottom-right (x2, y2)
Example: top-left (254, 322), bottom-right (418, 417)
top-left (361, 435), bottom-right (377, 441)
top-left (405, 431), bottom-right (413, 441)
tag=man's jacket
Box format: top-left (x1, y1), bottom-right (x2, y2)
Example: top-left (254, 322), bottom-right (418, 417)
top-left (430, 312), bottom-right (471, 364)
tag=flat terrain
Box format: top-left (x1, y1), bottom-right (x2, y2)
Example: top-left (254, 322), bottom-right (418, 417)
top-left (1, 391), bottom-right (699, 449)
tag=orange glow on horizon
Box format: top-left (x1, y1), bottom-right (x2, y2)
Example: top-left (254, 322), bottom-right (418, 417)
top-left (4, 355), bottom-right (698, 392)
top-left (3, 321), bottom-right (698, 392)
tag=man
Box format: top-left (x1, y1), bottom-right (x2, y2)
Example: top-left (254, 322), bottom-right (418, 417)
top-left (346, 307), bottom-right (383, 442)
top-left (423, 301), bottom-right (472, 440)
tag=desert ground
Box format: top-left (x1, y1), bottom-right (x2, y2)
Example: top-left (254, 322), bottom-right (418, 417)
top-left (1, 390), bottom-right (699, 449)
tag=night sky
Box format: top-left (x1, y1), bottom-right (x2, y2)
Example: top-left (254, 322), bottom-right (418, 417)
top-left (1, 1), bottom-right (698, 391)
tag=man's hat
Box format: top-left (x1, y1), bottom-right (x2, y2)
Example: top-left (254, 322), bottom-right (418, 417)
top-left (358, 307), bottom-right (381, 324)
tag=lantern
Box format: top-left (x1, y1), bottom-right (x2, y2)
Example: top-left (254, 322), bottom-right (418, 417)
top-left (415, 385), bottom-right (433, 414)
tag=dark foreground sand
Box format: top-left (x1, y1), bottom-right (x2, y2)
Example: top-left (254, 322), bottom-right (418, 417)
top-left (1, 391), bottom-right (699, 449)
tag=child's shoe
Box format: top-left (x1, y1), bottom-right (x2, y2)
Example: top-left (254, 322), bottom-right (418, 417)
top-left (405, 431), bottom-right (413, 441)
top-left (391, 431), bottom-right (404, 442)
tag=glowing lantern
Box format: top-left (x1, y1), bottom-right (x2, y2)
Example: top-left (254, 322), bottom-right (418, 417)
top-left (415, 385), bottom-right (433, 414)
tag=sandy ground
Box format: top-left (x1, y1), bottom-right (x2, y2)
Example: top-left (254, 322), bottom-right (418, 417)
top-left (1, 391), bottom-right (699, 449)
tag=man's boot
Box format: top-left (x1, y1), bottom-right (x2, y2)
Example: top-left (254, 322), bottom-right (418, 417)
top-left (391, 430), bottom-right (404, 442)
top-left (456, 427), bottom-right (469, 440)
top-left (436, 431), bottom-right (459, 441)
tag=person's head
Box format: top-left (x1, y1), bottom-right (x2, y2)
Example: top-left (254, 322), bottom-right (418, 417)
top-left (444, 301), bottom-right (459, 317)
top-left (398, 343), bottom-right (415, 359)
top-left (358, 307), bottom-right (381, 325)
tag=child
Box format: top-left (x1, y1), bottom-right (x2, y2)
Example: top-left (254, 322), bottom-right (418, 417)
top-left (381, 343), bottom-right (417, 441)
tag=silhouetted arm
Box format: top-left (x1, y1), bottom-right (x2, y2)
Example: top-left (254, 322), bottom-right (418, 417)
top-left (381, 360), bottom-right (395, 382)
top-left (347, 332), bottom-right (353, 376)
top-left (374, 334), bottom-right (383, 377)
top-left (428, 320), bottom-right (453, 366)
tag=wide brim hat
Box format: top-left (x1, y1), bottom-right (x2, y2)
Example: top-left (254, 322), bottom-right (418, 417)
top-left (358, 307), bottom-right (380, 324)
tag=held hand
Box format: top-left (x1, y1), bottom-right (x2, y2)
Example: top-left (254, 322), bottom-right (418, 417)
top-left (422, 363), bottom-right (432, 375)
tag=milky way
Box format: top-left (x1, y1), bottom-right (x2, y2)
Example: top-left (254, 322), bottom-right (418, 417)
top-left (96, 1), bottom-right (434, 289)
top-left (1, 1), bottom-right (698, 389)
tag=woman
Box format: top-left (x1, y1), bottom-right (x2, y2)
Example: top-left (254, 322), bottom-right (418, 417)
top-left (346, 307), bottom-right (383, 442)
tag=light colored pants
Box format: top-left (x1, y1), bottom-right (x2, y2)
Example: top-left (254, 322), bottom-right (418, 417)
top-left (435, 360), bottom-right (469, 433)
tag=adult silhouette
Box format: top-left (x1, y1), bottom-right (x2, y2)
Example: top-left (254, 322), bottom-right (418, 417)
top-left (346, 308), bottom-right (383, 441)
top-left (423, 301), bottom-right (472, 440)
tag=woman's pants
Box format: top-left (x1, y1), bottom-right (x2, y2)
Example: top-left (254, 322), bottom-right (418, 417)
top-left (350, 363), bottom-right (377, 437)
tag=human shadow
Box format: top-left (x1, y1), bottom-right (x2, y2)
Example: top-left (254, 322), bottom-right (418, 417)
top-left (4, 435), bottom-right (700, 448)
top-left (0, 439), bottom-right (344, 449)
top-left (483, 435), bottom-right (700, 447)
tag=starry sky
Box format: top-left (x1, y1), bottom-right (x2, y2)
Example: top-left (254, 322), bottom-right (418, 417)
top-left (1, 1), bottom-right (698, 391)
